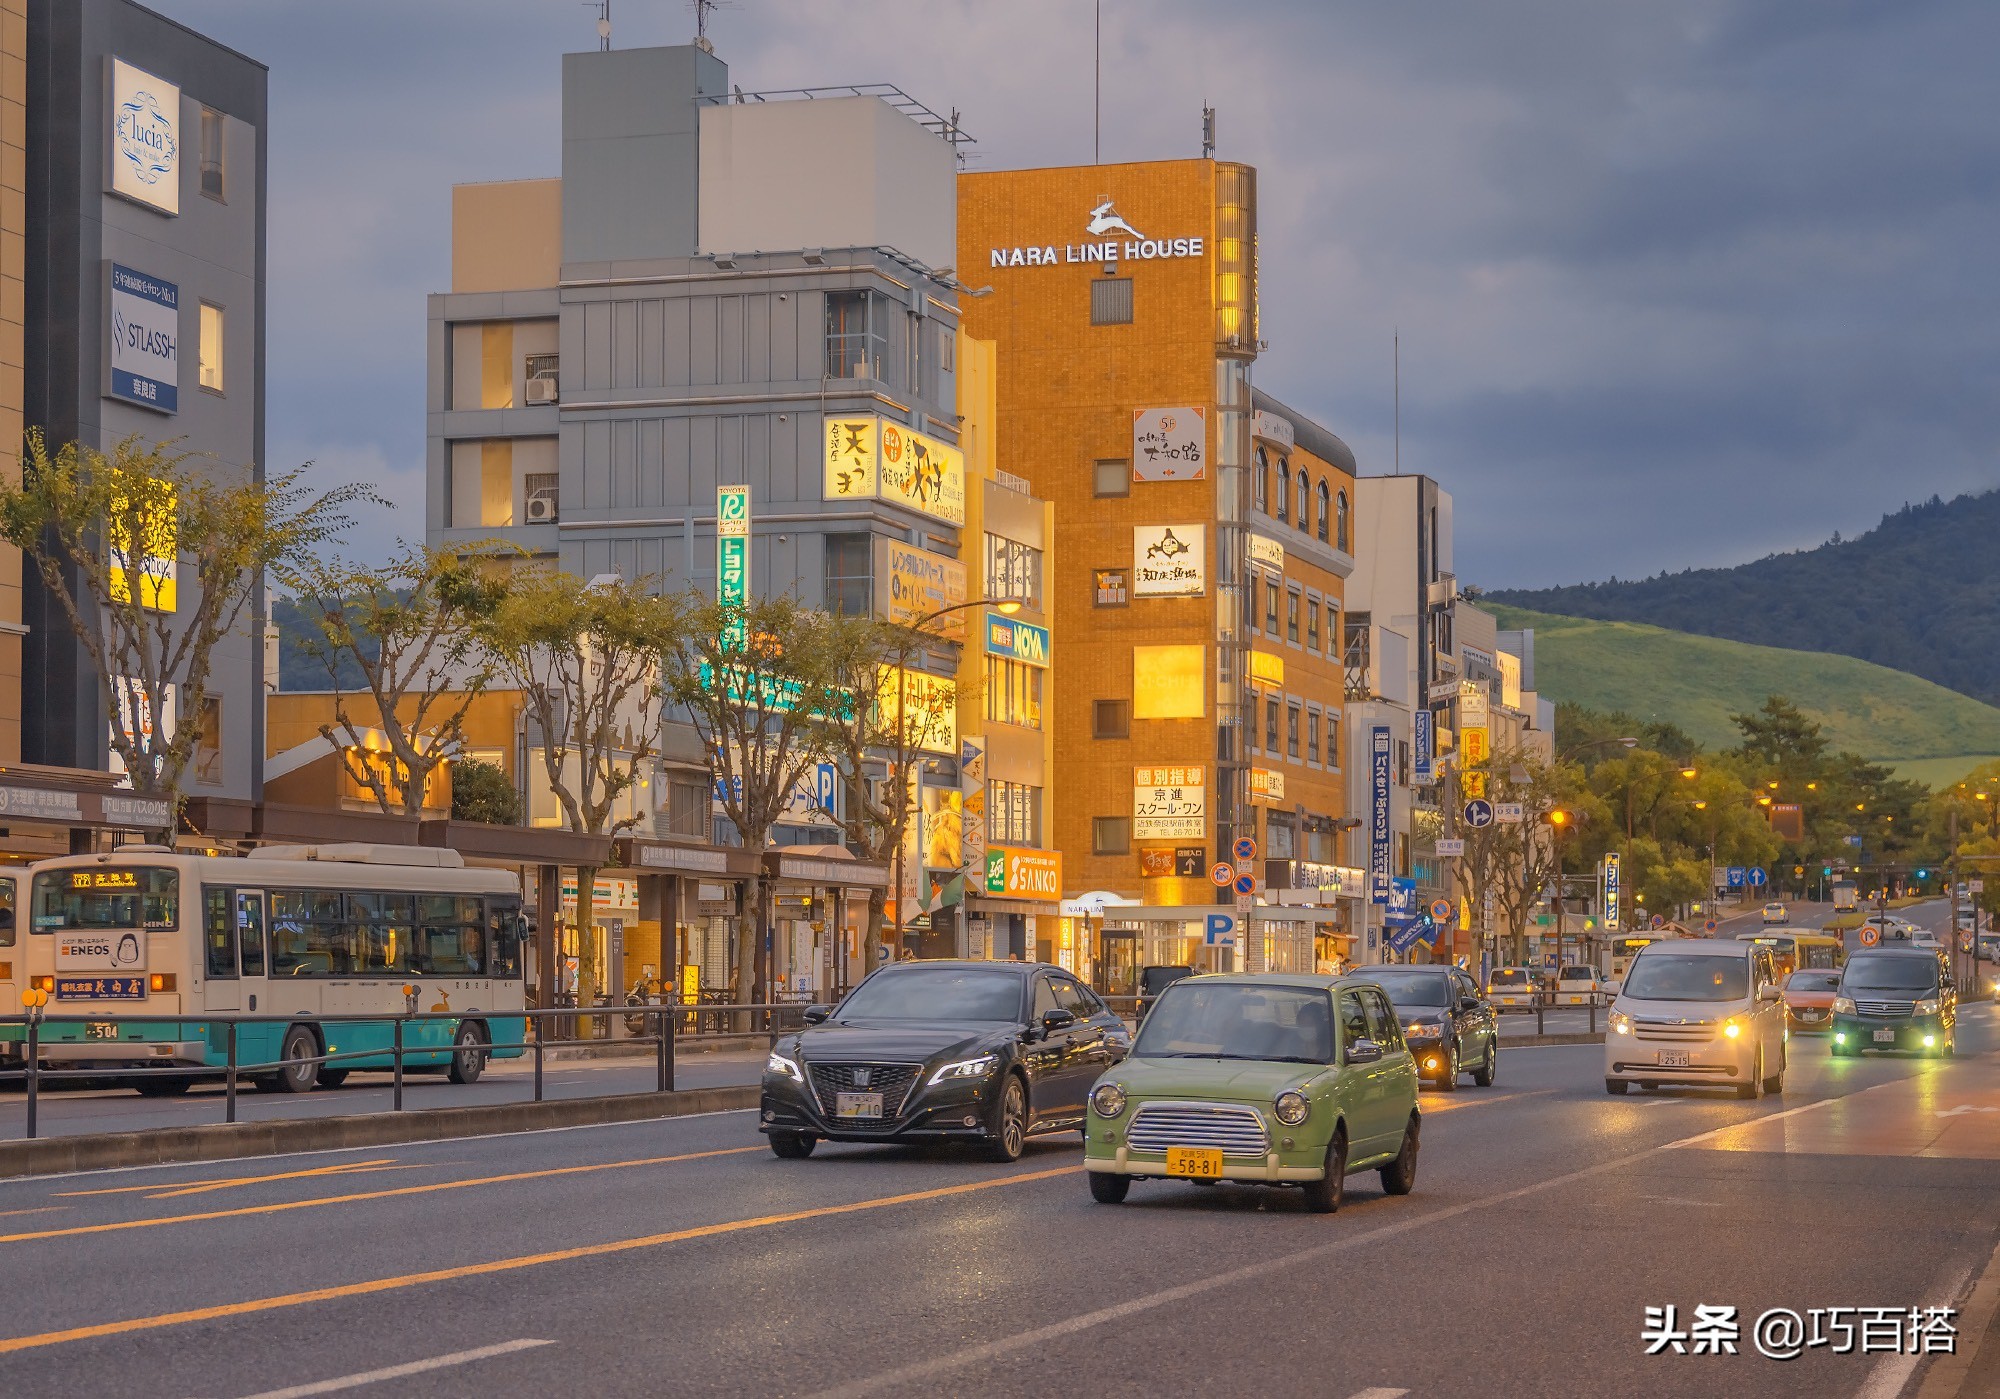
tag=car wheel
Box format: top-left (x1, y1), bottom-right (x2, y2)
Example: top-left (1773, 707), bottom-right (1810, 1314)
top-left (1436, 1042), bottom-right (1460, 1092)
top-left (1379, 1113), bottom-right (1420, 1196)
top-left (315, 1069), bottom-right (350, 1089)
top-left (768, 1131), bottom-right (817, 1159)
top-left (1301, 1126), bottom-right (1347, 1214)
top-left (1762, 1056), bottom-right (1784, 1095)
top-left (272, 1024), bottom-right (320, 1095)
top-left (981, 1075), bottom-right (1028, 1163)
top-left (1737, 1049), bottom-right (1763, 1100)
top-left (1473, 1039), bottom-right (1497, 1088)
top-left (447, 1022), bottom-right (489, 1085)
top-left (1605, 1078), bottom-right (1629, 1095)
top-left (1088, 1171), bottom-right (1130, 1204)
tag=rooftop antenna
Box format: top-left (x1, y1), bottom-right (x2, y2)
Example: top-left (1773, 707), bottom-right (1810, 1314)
top-left (1394, 329), bottom-right (1401, 476)
top-left (692, 0), bottom-right (730, 54)
top-left (584, 0), bottom-right (610, 50)
top-left (1093, 0), bottom-right (1102, 163)
top-left (1202, 102), bottom-right (1216, 158)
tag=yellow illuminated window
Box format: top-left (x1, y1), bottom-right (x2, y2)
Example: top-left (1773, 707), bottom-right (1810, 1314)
top-left (199, 302), bottom-right (224, 392)
top-left (1132, 644), bottom-right (1205, 720)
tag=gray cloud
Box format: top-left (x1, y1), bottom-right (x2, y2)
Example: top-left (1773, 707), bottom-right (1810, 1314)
top-left (151, 0), bottom-right (2000, 585)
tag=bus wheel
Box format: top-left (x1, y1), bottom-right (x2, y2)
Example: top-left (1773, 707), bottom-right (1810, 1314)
top-left (135, 1075), bottom-right (193, 1098)
top-left (315, 1069), bottom-right (350, 1088)
top-left (273, 1024), bottom-right (320, 1094)
top-left (447, 1021), bottom-right (489, 1085)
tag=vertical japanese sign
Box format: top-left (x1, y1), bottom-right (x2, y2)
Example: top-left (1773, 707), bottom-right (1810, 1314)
top-left (1459, 682), bottom-right (1490, 769)
top-left (960, 737), bottom-right (987, 877)
top-left (716, 484), bottom-right (750, 648)
top-left (1602, 852), bottom-right (1621, 932)
top-left (1370, 726), bottom-right (1392, 904)
top-left (1413, 709), bottom-right (1434, 786)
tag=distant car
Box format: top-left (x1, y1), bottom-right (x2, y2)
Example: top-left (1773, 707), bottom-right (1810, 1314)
top-left (1368, 964), bottom-right (1498, 1090)
top-left (1833, 948), bottom-right (1956, 1057)
top-left (1487, 966), bottom-right (1539, 1012)
top-left (1136, 964), bottom-right (1195, 1023)
top-left (1782, 968), bottom-right (1841, 1032)
top-left (1761, 902), bottom-right (1788, 925)
top-left (1555, 965), bottom-right (1605, 1005)
top-left (1083, 973), bottom-right (1421, 1212)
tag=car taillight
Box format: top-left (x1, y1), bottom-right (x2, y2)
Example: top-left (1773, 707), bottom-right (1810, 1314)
top-left (32, 975), bottom-right (54, 992)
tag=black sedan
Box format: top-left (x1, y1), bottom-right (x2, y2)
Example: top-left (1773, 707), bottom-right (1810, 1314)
top-left (1367, 963), bottom-right (1499, 1090)
top-left (760, 960), bottom-right (1130, 1161)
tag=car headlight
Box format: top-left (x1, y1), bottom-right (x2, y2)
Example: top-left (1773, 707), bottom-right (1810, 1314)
top-left (1914, 997), bottom-right (1940, 1016)
top-left (1832, 996), bottom-right (1855, 1015)
top-left (766, 1051), bottom-right (805, 1083)
top-left (1610, 1010), bottom-right (1633, 1035)
top-left (1274, 1090), bottom-right (1310, 1126)
top-left (1090, 1081), bottom-right (1127, 1118)
top-left (928, 1053), bottom-right (999, 1086)
top-left (1405, 1020), bottom-right (1441, 1037)
top-left (1723, 1019), bottom-right (1742, 1039)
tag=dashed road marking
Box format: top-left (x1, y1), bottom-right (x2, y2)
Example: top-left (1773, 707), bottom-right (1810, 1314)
top-left (213, 1338), bottom-right (556, 1398)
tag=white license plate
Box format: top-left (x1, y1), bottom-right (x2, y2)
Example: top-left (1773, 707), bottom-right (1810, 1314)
top-left (836, 1091), bottom-right (885, 1119)
top-left (1874, 1029), bottom-right (1896, 1043)
top-left (86, 1022), bottom-right (119, 1040)
top-left (1657, 1050), bottom-right (1691, 1068)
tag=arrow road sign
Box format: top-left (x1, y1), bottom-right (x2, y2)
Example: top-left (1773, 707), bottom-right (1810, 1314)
top-left (1463, 799), bottom-right (1495, 829)
top-left (1209, 862), bottom-right (1236, 888)
top-left (1747, 867), bottom-right (1767, 888)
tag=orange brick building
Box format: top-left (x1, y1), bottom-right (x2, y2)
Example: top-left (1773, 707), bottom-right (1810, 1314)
top-left (960, 159), bottom-right (1360, 977)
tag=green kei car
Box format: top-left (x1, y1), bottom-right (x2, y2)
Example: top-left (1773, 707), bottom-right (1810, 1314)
top-left (1084, 973), bottom-right (1421, 1212)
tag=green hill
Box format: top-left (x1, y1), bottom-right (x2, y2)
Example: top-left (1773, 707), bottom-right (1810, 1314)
top-left (1488, 604), bottom-right (2000, 777)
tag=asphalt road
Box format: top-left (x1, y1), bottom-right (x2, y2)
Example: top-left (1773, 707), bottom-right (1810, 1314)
top-left (1, 965), bottom-right (1996, 1396)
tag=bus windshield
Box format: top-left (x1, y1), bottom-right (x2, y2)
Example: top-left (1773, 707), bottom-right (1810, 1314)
top-left (31, 867), bottom-right (178, 932)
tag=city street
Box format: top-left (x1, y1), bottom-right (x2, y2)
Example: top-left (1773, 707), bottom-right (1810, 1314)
top-left (1, 966), bottom-right (1994, 1395)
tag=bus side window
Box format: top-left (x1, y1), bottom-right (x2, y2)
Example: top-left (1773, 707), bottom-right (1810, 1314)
top-left (0, 876), bottom-right (14, 948)
top-left (489, 899), bottom-right (523, 979)
top-left (203, 887), bottom-right (239, 981)
top-left (237, 892), bottom-right (265, 977)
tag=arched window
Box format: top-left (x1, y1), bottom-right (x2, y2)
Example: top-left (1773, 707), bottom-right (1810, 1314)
top-left (1316, 479), bottom-right (1330, 543)
top-left (1296, 470), bottom-right (1311, 533)
top-left (1276, 462), bottom-right (1290, 521)
top-left (1254, 447), bottom-right (1269, 514)
top-left (1336, 488), bottom-right (1351, 552)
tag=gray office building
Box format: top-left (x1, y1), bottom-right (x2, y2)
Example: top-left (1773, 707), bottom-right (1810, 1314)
top-left (23, 0), bottom-right (266, 798)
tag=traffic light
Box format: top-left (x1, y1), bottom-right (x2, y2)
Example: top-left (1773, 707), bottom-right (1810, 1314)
top-left (1822, 866), bottom-right (1832, 876)
top-left (1794, 865), bottom-right (1805, 878)
top-left (1917, 869), bottom-right (1929, 880)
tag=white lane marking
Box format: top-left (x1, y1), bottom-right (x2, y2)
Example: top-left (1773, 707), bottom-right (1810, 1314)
top-left (812, 1100), bottom-right (1867, 1399)
top-left (1347, 1390), bottom-right (1410, 1399)
top-left (1914, 1234), bottom-right (2000, 1399)
top-left (219, 1338), bottom-right (555, 1399)
top-left (1853, 1255), bottom-right (1973, 1399)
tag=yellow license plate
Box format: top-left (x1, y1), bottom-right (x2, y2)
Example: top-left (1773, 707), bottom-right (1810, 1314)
top-left (1165, 1146), bottom-right (1224, 1178)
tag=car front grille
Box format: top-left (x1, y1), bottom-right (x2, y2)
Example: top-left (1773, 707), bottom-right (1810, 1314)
top-left (1854, 1000), bottom-right (1916, 1017)
top-left (807, 1062), bottom-right (921, 1118)
top-left (1127, 1101), bottom-right (1271, 1158)
top-left (1634, 1022), bottom-right (1714, 1042)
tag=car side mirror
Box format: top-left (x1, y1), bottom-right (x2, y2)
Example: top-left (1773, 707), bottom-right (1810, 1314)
top-left (1347, 1038), bottom-right (1384, 1065)
top-left (1757, 985), bottom-right (1780, 1003)
top-left (1040, 1008), bottom-right (1077, 1034)
top-left (1459, 997), bottom-right (1478, 1012)
top-left (802, 1004), bottom-right (832, 1025)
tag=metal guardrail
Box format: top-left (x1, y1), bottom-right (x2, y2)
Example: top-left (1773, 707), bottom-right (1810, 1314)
top-left (0, 1001), bottom-right (799, 1141)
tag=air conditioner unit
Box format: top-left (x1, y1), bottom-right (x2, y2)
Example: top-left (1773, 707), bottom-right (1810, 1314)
top-left (526, 493), bottom-right (558, 524)
top-left (525, 376), bottom-right (559, 405)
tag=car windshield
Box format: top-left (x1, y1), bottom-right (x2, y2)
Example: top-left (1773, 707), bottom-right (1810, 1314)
top-left (835, 967), bottom-right (1022, 1022)
top-left (1372, 973), bottom-right (1450, 1008)
top-left (1133, 983), bottom-right (1334, 1064)
top-left (1621, 954), bottom-right (1749, 1002)
top-left (1786, 970), bottom-right (1841, 993)
top-left (1841, 957), bottom-right (1939, 993)
top-left (1490, 969), bottom-right (1531, 987)
top-left (1140, 966), bottom-right (1194, 993)
top-left (1559, 966), bottom-right (1594, 981)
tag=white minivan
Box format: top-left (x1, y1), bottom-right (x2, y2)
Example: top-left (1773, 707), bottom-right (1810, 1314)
top-left (1604, 939), bottom-right (1786, 1098)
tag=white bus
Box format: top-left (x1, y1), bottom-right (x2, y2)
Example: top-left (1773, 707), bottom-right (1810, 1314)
top-left (12, 843), bottom-right (527, 1094)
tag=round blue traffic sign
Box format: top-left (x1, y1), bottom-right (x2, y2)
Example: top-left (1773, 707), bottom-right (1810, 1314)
top-left (1209, 862), bottom-right (1235, 888)
top-left (1463, 799), bottom-right (1495, 829)
top-left (1233, 836), bottom-right (1259, 864)
top-left (1233, 873), bottom-right (1257, 896)
top-left (1747, 867), bottom-right (1767, 887)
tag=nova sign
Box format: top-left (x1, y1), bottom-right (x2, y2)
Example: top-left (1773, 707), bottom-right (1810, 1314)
top-left (989, 200), bottom-right (1205, 269)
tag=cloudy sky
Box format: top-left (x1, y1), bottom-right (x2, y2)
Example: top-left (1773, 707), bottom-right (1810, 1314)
top-left (153, 0), bottom-right (1999, 588)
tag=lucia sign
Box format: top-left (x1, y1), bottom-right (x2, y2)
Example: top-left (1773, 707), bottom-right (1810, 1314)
top-left (988, 200), bottom-right (1205, 269)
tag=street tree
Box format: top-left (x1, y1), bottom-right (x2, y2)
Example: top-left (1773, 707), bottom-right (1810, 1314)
top-left (0, 431), bottom-right (368, 819)
top-left (479, 569), bottom-right (683, 1010)
top-left (284, 543), bottom-right (509, 816)
top-left (658, 593), bottom-right (853, 1005)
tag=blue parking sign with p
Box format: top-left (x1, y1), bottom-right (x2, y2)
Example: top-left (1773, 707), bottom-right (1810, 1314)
top-left (1205, 913), bottom-right (1237, 947)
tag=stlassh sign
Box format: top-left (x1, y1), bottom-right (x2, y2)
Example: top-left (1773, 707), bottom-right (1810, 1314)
top-left (987, 200), bottom-right (1205, 270)
top-left (823, 416), bottom-right (965, 526)
top-left (107, 263), bottom-right (178, 414)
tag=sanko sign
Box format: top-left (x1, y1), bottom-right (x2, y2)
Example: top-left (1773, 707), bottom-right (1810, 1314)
top-left (989, 200), bottom-right (1204, 269)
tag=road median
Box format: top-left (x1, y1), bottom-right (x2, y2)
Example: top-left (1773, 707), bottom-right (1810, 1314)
top-left (0, 1084), bottom-right (760, 1181)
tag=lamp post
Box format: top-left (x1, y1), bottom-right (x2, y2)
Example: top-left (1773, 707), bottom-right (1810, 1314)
top-left (888, 596), bottom-right (1022, 957)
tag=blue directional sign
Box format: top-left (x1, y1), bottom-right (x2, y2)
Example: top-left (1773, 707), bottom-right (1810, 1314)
top-left (1463, 799), bottom-right (1495, 829)
top-left (1747, 866), bottom-right (1767, 888)
top-left (1726, 867), bottom-right (1746, 889)
top-left (1204, 913), bottom-right (1237, 947)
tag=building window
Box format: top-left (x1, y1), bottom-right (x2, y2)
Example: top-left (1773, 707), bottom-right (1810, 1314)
top-left (1265, 696), bottom-right (1280, 751)
top-left (1328, 603), bottom-right (1340, 654)
top-left (1327, 712), bottom-right (1341, 768)
top-left (986, 534), bottom-right (1043, 610)
top-left (989, 780), bottom-right (1043, 845)
top-left (1287, 589), bottom-right (1301, 644)
top-left (826, 291), bottom-right (890, 381)
top-left (195, 695), bottom-right (223, 785)
top-left (1287, 704), bottom-right (1301, 759)
top-left (1307, 708), bottom-right (1321, 764)
top-left (1336, 489), bottom-right (1351, 552)
top-left (199, 107), bottom-right (225, 202)
top-left (1254, 447), bottom-right (1269, 514)
top-left (1093, 699), bottom-right (1130, 738)
top-left (1090, 277), bottom-right (1134, 325)
top-left (985, 655), bottom-right (1044, 729)
top-left (1093, 458), bottom-right (1130, 498)
top-left (1267, 813), bottom-right (1296, 859)
top-left (1316, 480), bottom-right (1330, 543)
top-left (1296, 470), bottom-right (1311, 533)
top-left (1093, 816), bottom-right (1131, 855)
top-left (1264, 579), bottom-right (1279, 632)
top-left (1397, 740), bottom-right (1411, 786)
top-left (199, 303), bottom-right (224, 393)
top-left (1276, 463), bottom-right (1290, 521)
top-left (1093, 567), bottom-right (1129, 606)
top-left (1306, 598), bottom-right (1320, 652)
top-left (824, 533), bottom-right (872, 616)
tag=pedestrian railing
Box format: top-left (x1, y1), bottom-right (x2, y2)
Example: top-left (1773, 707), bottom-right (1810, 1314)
top-left (0, 1001), bottom-right (798, 1142)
